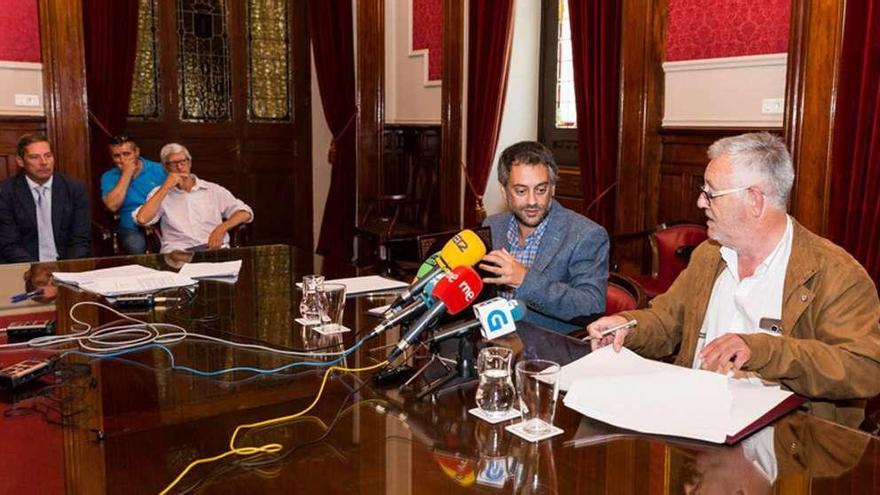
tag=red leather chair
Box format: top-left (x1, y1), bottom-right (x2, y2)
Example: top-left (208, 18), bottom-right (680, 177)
top-left (606, 272), bottom-right (648, 315)
top-left (632, 223), bottom-right (708, 298)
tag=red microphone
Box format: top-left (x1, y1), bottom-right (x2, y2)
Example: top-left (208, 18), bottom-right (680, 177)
top-left (387, 266), bottom-right (483, 361)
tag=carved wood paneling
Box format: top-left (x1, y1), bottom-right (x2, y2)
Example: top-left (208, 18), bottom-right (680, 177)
top-left (440, 0), bottom-right (463, 229)
top-left (357, 0), bottom-right (384, 227)
top-left (126, 0), bottom-right (312, 248)
top-left (783, 0), bottom-right (846, 236)
top-left (38, 0), bottom-right (90, 190)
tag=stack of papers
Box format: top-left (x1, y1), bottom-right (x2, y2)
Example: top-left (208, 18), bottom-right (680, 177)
top-left (561, 347), bottom-right (795, 444)
top-left (179, 260), bottom-right (242, 283)
top-left (296, 275), bottom-right (408, 296)
top-left (53, 265), bottom-right (196, 297)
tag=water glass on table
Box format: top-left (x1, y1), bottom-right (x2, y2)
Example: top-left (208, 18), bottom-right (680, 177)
top-left (515, 359), bottom-right (560, 435)
top-left (475, 346), bottom-right (516, 419)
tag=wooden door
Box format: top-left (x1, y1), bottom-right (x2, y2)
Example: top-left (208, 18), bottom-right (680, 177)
top-left (125, 0), bottom-right (311, 248)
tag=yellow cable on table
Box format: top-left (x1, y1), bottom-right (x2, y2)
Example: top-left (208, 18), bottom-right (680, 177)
top-left (160, 360), bottom-right (389, 495)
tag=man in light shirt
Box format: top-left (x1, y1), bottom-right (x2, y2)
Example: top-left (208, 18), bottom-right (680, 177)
top-left (587, 132), bottom-right (880, 429)
top-left (133, 143), bottom-right (253, 253)
top-left (0, 134), bottom-right (90, 263)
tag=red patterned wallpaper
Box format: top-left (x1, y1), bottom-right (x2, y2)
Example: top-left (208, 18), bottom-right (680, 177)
top-left (0, 0), bottom-right (41, 62)
top-left (666, 0), bottom-right (790, 61)
top-left (411, 0), bottom-right (442, 81)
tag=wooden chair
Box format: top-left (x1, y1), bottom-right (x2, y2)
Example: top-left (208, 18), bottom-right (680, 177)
top-left (614, 222), bottom-right (708, 298)
top-left (355, 128), bottom-right (440, 265)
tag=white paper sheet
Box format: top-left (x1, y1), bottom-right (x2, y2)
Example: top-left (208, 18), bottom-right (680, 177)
top-left (296, 276), bottom-right (407, 296)
top-left (53, 264), bottom-right (196, 296)
top-left (561, 347), bottom-right (793, 444)
top-left (179, 260), bottom-right (242, 279)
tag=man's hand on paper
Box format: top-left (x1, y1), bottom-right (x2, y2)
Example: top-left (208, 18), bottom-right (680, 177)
top-left (207, 225), bottom-right (227, 249)
top-left (699, 333), bottom-right (751, 373)
top-left (586, 315), bottom-right (630, 351)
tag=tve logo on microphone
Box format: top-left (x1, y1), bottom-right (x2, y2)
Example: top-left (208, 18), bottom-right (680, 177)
top-left (473, 297), bottom-right (517, 340)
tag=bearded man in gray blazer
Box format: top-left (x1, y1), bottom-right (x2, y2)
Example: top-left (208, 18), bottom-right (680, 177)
top-left (480, 141), bottom-right (609, 333)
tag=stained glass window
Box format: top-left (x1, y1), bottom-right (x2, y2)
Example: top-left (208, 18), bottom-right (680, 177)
top-left (247, 0), bottom-right (291, 122)
top-left (177, 0), bottom-right (231, 121)
top-left (128, 0), bottom-right (160, 119)
top-left (555, 0), bottom-right (576, 129)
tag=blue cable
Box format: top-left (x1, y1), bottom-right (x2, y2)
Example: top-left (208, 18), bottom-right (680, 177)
top-left (59, 337), bottom-right (366, 378)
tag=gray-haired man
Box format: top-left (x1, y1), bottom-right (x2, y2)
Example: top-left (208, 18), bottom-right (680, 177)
top-left (133, 143), bottom-right (253, 253)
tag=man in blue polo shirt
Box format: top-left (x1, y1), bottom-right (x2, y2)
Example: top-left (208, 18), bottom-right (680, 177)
top-left (100, 135), bottom-right (167, 254)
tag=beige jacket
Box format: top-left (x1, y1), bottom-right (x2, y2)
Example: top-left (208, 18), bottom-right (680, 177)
top-left (621, 220), bottom-right (880, 429)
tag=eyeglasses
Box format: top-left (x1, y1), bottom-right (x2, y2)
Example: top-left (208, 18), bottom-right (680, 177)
top-left (166, 158), bottom-right (190, 167)
top-left (696, 183), bottom-right (751, 206)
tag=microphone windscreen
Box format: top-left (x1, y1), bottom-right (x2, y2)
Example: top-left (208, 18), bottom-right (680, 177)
top-left (431, 265), bottom-right (483, 315)
top-left (415, 252), bottom-right (440, 280)
top-left (509, 299), bottom-right (527, 321)
top-left (436, 230), bottom-right (486, 271)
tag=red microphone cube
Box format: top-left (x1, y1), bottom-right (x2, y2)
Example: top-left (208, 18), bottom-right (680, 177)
top-left (431, 265), bottom-right (483, 315)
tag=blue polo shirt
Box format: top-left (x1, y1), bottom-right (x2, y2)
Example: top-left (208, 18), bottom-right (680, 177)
top-left (100, 158), bottom-right (167, 231)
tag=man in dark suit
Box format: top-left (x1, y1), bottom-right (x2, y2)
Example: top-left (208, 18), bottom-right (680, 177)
top-left (480, 141), bottom-right (609, 333)
top-left (0, 134), bottom-right (90, 263)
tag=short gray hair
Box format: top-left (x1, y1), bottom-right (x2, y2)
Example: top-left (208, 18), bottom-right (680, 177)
top-left (707, 132), bottom-right (794, 209)
top-left (497, 141), bottom-right (559, 186)
top-left (159, 143), bottom-right (192, 165)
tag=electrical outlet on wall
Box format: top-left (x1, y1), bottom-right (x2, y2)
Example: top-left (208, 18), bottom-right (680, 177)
top-left (761, 98), bottom-right (784, 115)
top-left (14, 94), bottom-right (41, 107)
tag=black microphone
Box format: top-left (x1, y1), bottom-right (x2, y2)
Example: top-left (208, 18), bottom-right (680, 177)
top-left (368, 298), bottom-right (428, 339)
top-left (423, 319), bottom-right (482, 346)
top-left (386, 266), bottom-right (483, 363)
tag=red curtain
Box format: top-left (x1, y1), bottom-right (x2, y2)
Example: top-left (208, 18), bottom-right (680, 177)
top-left (463, 0), bottom-right (515, 227)
top-left (82, 0), bottom-right (140, 219)
top-left (308, 0), bottom-right (358, 260)
top-left (568, 0), bottom-right (621, 230)
top-left (828, 0), bottom-right (880, 285)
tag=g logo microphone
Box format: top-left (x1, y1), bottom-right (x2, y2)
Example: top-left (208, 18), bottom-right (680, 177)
top-left (485, 309), bottom-right (509, 332)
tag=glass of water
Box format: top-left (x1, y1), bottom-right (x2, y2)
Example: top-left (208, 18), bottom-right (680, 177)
top-left (515, 359), bottom-right (560, 435)
top-left (475, 346), bottom-right (516, 418)
top-left (299, 274), bottom-right (325, 323)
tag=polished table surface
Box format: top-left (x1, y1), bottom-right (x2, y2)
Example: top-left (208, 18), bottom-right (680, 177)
top-left (0, 245), bottom-right (877, 494)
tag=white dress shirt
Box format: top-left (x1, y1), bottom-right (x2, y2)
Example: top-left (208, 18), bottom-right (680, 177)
top-left (25, 174), bottom-right (58, 261)
top-left (133, 175), bottom-right (253, 253)
top-left (693, 216), bottom-right (793, 370)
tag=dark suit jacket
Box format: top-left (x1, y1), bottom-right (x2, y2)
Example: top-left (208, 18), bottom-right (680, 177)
top-left (484, 199), bottom-right (609, 333)
top-left (0, 172), bottom-right (91, 263)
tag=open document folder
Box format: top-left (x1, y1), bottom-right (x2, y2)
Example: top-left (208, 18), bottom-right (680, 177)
top-left (561, 347), bottom-right (804, 444)
top-left (53, 265), bottom-right (196, 297)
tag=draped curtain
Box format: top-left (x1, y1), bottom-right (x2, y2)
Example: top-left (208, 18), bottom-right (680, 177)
top-left (568, 0), bottom-right (621, 229)
top-left (308, 0), bottom-right (358, 260)
top-left (828, 0), bottom-right (880, 285)
top-left (82, 0), bottom-right (140, 203)
top-left (463, 0), bottom-right (515, 227)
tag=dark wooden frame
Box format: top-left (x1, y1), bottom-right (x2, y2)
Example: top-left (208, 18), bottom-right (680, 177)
top-left (537, 0), bottom-right (578, 166)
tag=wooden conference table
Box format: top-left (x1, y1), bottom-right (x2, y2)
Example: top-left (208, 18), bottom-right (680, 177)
top-left (0, 245), bottom-right (877, 494)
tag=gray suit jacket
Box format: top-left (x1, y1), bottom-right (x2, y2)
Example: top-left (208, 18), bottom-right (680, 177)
top-left (483, 199), bottom-right (608, 333)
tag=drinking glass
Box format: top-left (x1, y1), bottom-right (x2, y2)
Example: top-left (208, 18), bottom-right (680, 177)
top-left (299, 275), bottom-right (326, 322)
top-left (515, 359), bottom-right (560, 435)
top-left (475, 346), bottom-right (516, 418)
top-left (318, 283), bottom-right (347, 331)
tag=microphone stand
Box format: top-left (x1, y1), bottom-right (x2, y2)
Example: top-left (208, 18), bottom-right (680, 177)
top-left (415, 334), bottom-right (477, 399)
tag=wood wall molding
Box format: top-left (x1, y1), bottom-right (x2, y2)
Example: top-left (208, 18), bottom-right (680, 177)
top-left (783, 0), bottom-right (846, 236)
top-left (440, 0), bottom-right (463, 230)
top-left (38, 0), bottom-right (90, 191)
top-left (356, 0), bottom-right (385, 224)
top-left (616, 0), bottom-right (666, 236)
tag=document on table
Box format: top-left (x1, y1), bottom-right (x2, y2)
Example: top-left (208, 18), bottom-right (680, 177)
top-left (53, 264), bottom-right (197, 296)
top-left (561, 347), bottom-right (795, 444)
top-left (296, 275), bottom-right (408, 296)
top-left (178, 260), bottom-right (242, 279)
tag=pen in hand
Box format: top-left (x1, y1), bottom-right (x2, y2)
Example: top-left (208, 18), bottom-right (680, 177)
top-left (582, 319), bottom-right (638, 341)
